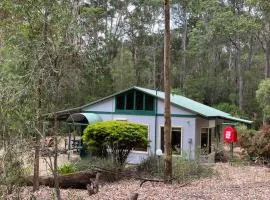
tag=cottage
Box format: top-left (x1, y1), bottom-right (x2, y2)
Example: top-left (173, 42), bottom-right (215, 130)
top-left (48, 86), bottom-right (252, 163)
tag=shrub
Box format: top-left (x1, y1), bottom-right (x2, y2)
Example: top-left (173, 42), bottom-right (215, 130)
top-left (83, 121), bottom-right (148, 165)
top-left (57, 163), bottom-right (76, 175)
top-left (0, 151), bottom-right (25, 194)
top-left (74, 157), bottom-right (122, 172)
top-left (214, 149), bottom-right (228, 163)
top-left (137, 156), bottom-right (164, 178)
top-left (237, 125), bottom-right (270, 162)
top-left (172, 158), bottom-right (213, 182)
top-left (137, 155), bottom-right (214, 182)
top-left (73, 157), bottom-right (123, 182)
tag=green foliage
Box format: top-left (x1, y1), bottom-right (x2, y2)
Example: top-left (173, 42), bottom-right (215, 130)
top-left (237, 125), bottom-right (270, 161)
top-left (256, 79), bottom-right (270, 120)
top-left (0, 151), bottom-right (25, 194)
top-left (137, 155), bottom-right (214, 181)
top-left (73, 157), bottom-right (120, 172)
top-left (214, 103), bottom-right (245, 117)
top-left (57, 163), bottom-right (76, 175)
top-left (83, 121), bottom-right (148, 165)
top-left (137, 155), bottom-right (164, 178)
top-left (73, 157), bottom-right (123, 182)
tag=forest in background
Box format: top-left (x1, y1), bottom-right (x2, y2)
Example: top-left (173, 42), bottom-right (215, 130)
top-left (1, 0), bottom-right (270, 133)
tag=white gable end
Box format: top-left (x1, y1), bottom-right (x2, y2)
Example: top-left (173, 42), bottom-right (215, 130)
top-left (82, 97), bottom-right (115, 112)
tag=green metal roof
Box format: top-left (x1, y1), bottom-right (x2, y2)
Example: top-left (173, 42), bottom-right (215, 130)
top-left (67, 113), bottom-right (102, 124)
top-left (133, 86), bottom-right (252, 124)
top-left (45, 86), bottom-right (252, 124)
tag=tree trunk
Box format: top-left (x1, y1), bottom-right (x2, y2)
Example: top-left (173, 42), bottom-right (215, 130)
top-left (133, 46), bottom-right (141, 86)
top-left (236, 42), bottom-right (243, 110)
top-left (53, 119), bottom-right (61, 200)
top-left (247, 36), bottom-right (253, 70)
top-left (163, 0), bottom-right (172, 182)
top-left (181, 6), bottom-right (187, 89)
top-left (265, 43), bottom-right (270, 78)
top-left (33, 78), bottom-right (42, 191)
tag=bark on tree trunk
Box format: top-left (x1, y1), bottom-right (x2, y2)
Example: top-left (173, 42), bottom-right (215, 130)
top-left (265, 44), bottom-right (270, 78)
top-left (163, 0), bottom-right (172, 182)
top-left (33, 78), bottom-right (42, 191)
top-left (133, 46), bottom-right (141, 86)
top-left (181, 7), bottom-right (187, 89)
top-left (53, 119), bottom-right (61, 200)
top-left (247, 36), bottom-right (253, 70)
top-left (236, 42), bottom-right (243, 110)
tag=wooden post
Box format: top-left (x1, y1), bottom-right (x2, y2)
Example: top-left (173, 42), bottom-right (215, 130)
top-left (230, 142), bottom-right (233, 165)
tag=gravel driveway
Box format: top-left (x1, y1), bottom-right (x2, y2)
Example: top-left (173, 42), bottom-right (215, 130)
top-left (4, 163), bottom-right (270, 200)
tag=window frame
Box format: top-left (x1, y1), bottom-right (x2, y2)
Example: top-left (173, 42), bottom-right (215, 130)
top-left (131, 123), bottom-right (150, 153)
top-left (200, 127), bottom-right (212, 154)
top-left (159, 125), bottom-right (183, 156)
top-left (115, 93), bottom-right (126, 110)
top-left (115, 90), bottom-right (156, 114)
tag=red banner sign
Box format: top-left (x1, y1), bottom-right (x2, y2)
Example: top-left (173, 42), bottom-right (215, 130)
top-left (223, 126), bottom-right (237, 143)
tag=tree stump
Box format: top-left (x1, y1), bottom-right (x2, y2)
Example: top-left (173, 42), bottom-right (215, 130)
top-left (87, 172), bottom-right (100, 196)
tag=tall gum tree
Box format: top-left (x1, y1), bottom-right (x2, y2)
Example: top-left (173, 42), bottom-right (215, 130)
top-left (163, 0), bottom-right (172, 181)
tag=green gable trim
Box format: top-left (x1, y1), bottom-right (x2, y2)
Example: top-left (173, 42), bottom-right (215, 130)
top-left (115, 110), bottom-right (156, 115)
top-left (156, 114), bottom-right (196, 118)
top-left (82, 111), bottom-right (196, 118)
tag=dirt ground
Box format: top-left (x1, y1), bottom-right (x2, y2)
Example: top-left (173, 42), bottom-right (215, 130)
top-left (5, 163), bottom-right (270, 200)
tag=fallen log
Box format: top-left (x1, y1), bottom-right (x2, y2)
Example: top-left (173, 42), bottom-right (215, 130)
top-left (25, 171), bottom-right (96, 189)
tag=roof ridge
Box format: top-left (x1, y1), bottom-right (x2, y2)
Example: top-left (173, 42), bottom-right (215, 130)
top-left (135, 86), bottom-right (231, 116)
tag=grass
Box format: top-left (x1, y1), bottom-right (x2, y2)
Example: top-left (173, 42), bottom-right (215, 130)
top-left (137, 155), bottom-right (215, 182)
top-left (70, 154), bottom-right (215, 183)
top-left (57, 163), bottom-right (77, 175)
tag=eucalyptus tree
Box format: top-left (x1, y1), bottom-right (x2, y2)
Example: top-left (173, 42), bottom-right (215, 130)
top-left (1, 0), bottom-right (83, 197)
top-left (248, 0), bottom-right (270, 78)
top-left (256, 79), bottom-right (270, 124)
top-left (163, 0), bottom-right (172, 181)
top-left (186, 0), bottom-right (260, 110)
top-left (124, 0), bottom-right (163, 88)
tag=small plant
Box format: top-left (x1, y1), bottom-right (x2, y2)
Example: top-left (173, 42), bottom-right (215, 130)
top-left (57, 163), bottom-right (76, 175)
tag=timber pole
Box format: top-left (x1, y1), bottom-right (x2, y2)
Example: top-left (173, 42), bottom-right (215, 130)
top-left (163, 0), bottom-right (172, 182)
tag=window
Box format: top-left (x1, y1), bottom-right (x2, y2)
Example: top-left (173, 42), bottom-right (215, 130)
top-left (145, 94), bottom-right (154, 111)
top-left (116, 94), bottom-right (125, 110)
top-left (160, 127), bottom-right (182, 155)
top-left (135, 91), bottom-right (144, 110)
top-left (115, 90), bottom-right (155, 112)
top-left (126, 91), bottom-right (134, 110)
top-left (133, 124), bottom-right (149, 152)
top-left (200, 128), bottom-right (212, 154)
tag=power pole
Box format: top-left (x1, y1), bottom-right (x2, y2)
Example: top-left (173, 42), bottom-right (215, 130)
top-left (163, 0), bottom-right (172, 181)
